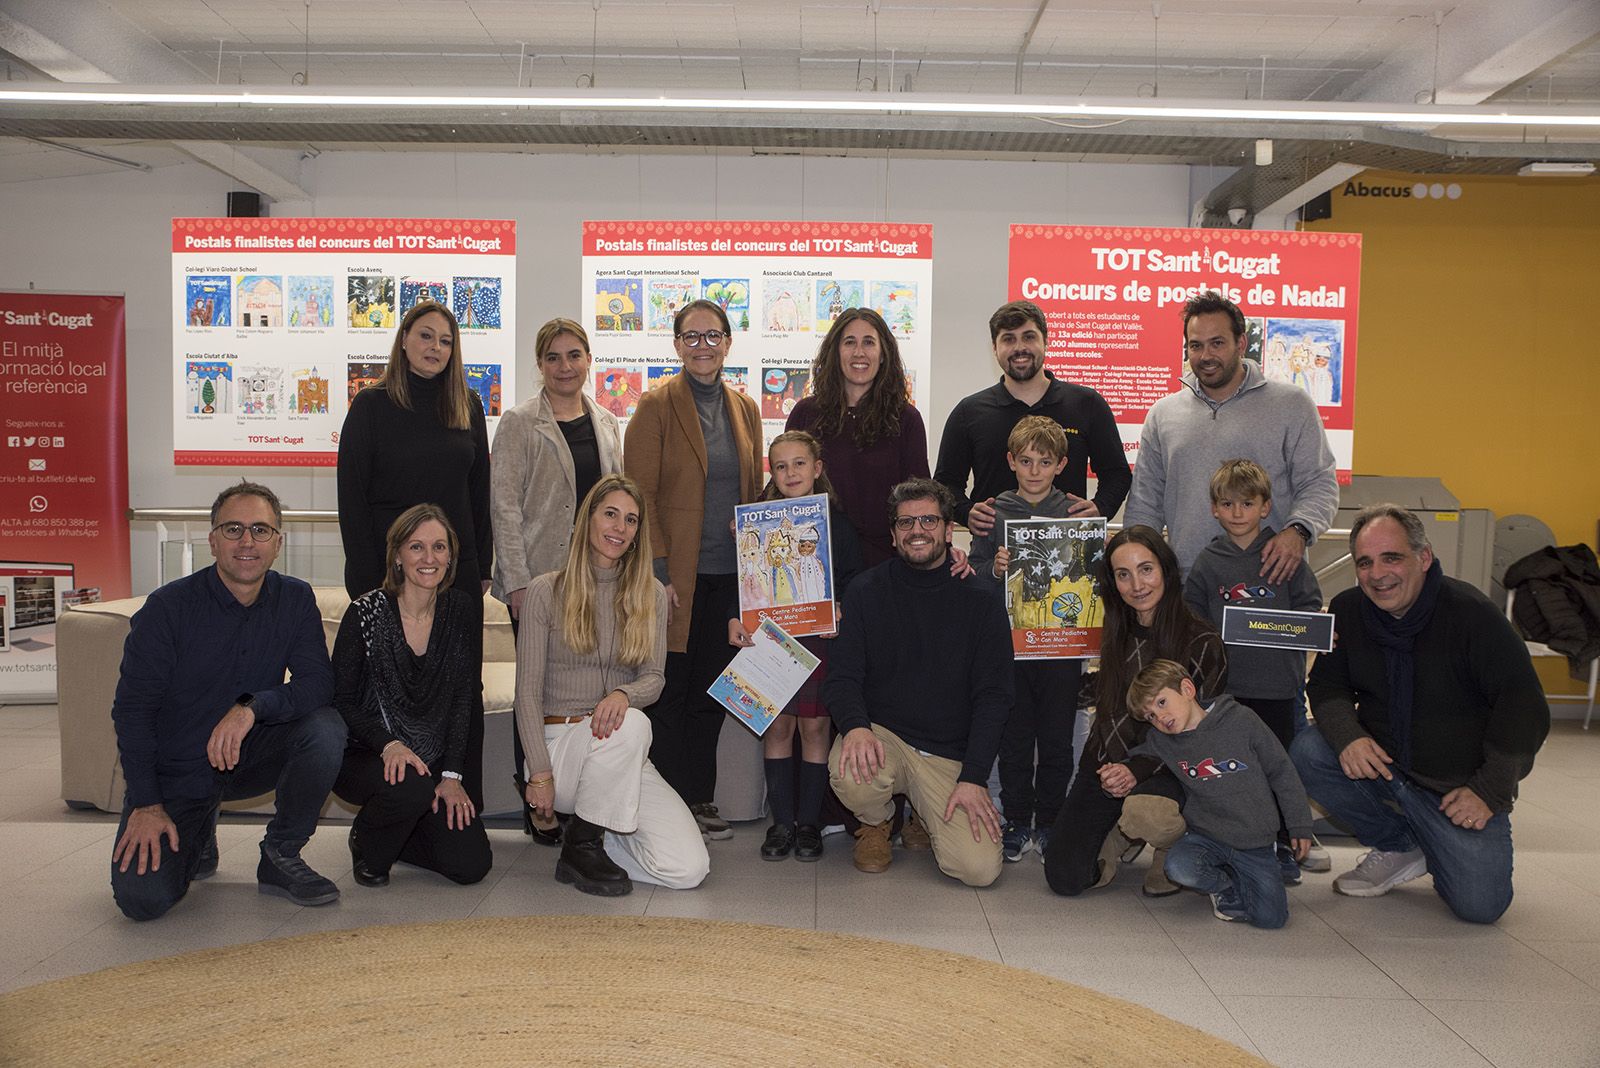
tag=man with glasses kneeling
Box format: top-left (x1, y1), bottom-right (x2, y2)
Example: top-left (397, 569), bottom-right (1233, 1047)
top-left (822, 479), bottom-right (1013, 886)
top-left (110, 480), bottom-right (346, 919)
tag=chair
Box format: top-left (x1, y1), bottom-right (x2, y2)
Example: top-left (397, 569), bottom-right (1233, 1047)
top-left (1506, 589), bottom-right (1600, 729)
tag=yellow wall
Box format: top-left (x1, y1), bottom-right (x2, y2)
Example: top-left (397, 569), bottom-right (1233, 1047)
top-left (1307, 172), bottom-right (1600, 696)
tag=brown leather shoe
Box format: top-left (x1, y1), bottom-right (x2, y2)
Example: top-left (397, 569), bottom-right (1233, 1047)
top-left (853, 821), bottom-right (892, 873)
top-left (897, 808), bottom-right (932, 852)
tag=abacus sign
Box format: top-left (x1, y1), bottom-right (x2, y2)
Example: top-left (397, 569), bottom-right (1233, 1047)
top-left (170, 218), bottom-right (517, 466)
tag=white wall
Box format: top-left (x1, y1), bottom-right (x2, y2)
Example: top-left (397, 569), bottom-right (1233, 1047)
top-left (0, 148), bottom-right (1190, 593)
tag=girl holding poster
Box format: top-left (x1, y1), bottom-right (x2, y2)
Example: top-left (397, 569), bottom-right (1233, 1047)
top-left (729, 431), bottom-right (863, 861)
top-left (338, 300), bottom-right (493, 808)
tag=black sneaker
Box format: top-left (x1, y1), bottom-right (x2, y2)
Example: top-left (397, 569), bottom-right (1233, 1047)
top-left (257, 842), bottom-right (340, 906)
top-left (193, 830), bottom-right (220, 881)
top-left (691, 803), bottom-right (733, 841)
top-left (760, 823), bottom-right (795, 860)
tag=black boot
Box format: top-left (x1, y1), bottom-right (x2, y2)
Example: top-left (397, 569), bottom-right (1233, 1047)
top-left (513, 775), bottom-right (564, 847)
top-left (349, 827), bottom-right (389, 887)
top-left (555, 816), bottom-right (632, 897)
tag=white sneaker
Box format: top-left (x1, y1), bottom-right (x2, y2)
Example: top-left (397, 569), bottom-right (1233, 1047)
top-left (1333, 848), bottom-right (1427, 897)
top-left (1300, 835), bottom-right (1332, 873)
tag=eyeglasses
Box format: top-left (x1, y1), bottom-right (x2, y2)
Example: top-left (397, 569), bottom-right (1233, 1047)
top-left (213, 521), bottom-right (280, 541)
top-left (676, 329), bottom-right (726, 348)
top-left (892, 514), bottom-right (945, 531)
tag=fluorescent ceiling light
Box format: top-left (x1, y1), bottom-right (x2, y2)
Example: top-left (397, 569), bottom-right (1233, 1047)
top-left (1, 85), bottom-right (1598, 129)
top-left (1517, 162), bottom-right (1596, 176)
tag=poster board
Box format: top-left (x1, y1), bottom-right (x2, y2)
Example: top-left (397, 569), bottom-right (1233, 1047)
top-left (580, 220), bottom-right (933, 454)
top-left (1003, 517), bottom-right (1106, 659)
top-left (1007, 225), bottom-right (1360, 481)
top-left (0, 292), bottom-right (129, 700)
top-left (171, 218), bottom-right (516, 465)
top-left (734, 494), bottom-right (836, 638)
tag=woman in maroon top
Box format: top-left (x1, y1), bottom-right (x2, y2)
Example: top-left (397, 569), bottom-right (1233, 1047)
top-left (786, 308), bottom-right (929, 566)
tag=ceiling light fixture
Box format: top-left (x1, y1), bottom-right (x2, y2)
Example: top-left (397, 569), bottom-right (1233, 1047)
top-left (1516, 161), bottom-right (1596, 176)
top-left (0, 85), bottom-right (1597, 129)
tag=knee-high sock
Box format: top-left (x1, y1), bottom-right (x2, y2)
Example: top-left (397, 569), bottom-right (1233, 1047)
top-left (796, 760), bottom-right (829, 828)
top-left (765, 757), bottom-right (796, 826)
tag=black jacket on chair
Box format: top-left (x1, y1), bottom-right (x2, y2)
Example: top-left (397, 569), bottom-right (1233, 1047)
top-left (1505, 543), bottom-right (1600, 674)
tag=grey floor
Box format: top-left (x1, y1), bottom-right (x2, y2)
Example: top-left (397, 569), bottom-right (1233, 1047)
top-left (3, 702), bottom-right (1600, 1067)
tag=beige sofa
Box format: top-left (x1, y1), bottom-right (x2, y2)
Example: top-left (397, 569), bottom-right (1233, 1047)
top-left (57, 585), bottom-right (764, 821)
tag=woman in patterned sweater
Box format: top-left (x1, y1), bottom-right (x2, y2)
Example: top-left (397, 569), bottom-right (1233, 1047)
top-left (331, 503), bottom-right (492, 888)
top-left (1043, 525), bottom-right (1227, 898)
top-left (517, 474), bottom-right (709, 897)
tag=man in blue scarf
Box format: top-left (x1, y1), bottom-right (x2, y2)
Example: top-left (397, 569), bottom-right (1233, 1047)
top-left (1291, 504), bottom-right (1549, 923)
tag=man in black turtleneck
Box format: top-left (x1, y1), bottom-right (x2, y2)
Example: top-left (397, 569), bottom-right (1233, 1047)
top-left (823, 478), bottom-right (1012, 886)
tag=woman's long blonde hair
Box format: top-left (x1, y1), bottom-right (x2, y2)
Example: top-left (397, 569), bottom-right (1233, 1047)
top-left (555, 475), bottom-right (657, 665)
top-left (381, 300), bottom-right (476, 431)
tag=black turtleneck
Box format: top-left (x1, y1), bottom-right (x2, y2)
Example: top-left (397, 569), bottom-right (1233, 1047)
top-left (822, 557), bottom-right (1013, 783)
top-left (337, 371), bottom-right (492, 600)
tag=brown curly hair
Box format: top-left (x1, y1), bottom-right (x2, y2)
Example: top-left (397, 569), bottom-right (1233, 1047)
top-left (805, 307), bottom-right (909, 448)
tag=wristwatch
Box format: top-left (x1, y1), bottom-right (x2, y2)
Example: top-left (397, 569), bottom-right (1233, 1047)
top-left (1287, 522), bottom-right (1313, 543)
top-left (235, 692), bottom-right (255, 709)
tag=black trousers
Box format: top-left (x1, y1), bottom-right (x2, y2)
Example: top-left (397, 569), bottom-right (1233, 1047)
top-left (334, 748), bottom-right (492, 884)
top-left (999, 658), bottom-right (1081, 829)
top-left (645, 572), bottom-right (737, 807)
top-left (110, 707), bottom-right (347, 921)
top-left (1043, 754), bottom-right (1185, 897)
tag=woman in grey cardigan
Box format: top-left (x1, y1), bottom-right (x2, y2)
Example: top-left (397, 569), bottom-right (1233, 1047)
top-left (491, 317), bottom-right (623, 811)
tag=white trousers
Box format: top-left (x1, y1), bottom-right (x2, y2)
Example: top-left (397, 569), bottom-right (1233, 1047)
top-left (543, 709), bottom-right (709, 890)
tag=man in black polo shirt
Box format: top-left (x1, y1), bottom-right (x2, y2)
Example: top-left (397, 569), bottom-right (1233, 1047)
top-left (934, 299), bottom-right (1131, 539)
top-left (110, 480), bottom-right (345, 920)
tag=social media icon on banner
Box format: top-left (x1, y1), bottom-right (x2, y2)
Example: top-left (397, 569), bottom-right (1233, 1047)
top-left (52, 437), bottom-right (65, 447)
top-left (29, 495), bottom-right (47, 512)
top-left (22, 437), bottom-right (36, 447)
top-left (36, 438), bottom-right (50, 449)
top-left (29, 459), bottom-right (46, 471)
top-left (5, 436), bottom-right (17, 448)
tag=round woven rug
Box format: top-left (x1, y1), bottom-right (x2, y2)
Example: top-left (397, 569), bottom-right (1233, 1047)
top-left (0, 916), bottom-right (1264, 1066)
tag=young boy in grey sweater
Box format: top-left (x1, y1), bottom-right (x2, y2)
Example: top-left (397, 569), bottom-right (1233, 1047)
top-left (1182, 458), bottom-right (1323, 750)
top-left (1099, 659), bottom-right (1313, 928)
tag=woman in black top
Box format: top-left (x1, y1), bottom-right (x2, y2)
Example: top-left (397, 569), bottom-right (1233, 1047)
top-left (332, 504), bottom-right (492, 887)
top-left (338, 300), bottom-right (492, 806)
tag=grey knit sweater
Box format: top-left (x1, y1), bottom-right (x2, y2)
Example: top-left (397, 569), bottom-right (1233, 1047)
top-left (513, 565), bottom-right (668, 776)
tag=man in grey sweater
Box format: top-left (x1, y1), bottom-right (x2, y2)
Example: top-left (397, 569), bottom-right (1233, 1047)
top-left (1123, 291), bottom-right (1338, 580)
top-left (1100, 659), bottom-right (1313, 928)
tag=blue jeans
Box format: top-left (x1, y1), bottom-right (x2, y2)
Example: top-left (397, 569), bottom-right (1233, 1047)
top-left (1165, 831), bottom-right (1289, 929)
top-left (1289, 728), bottom-right (1513, 924)
top-left (111, 707), bottom-right (346, 921)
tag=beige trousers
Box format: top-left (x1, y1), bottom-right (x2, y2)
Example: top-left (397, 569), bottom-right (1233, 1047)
top-left (829, 725), bottom-right (1003, 888)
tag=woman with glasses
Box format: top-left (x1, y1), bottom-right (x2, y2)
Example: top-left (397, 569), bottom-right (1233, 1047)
top-left (623, 299), bottom-right (763, 837)
top-left (490, 317), bottom-right (623, 832)
top-left (786, 308), bottom-right (929, 567)
top-left (338, 300), bottom-right (493, 808)
top-left (515, 475), bottom-right (708, 896)
top-left (330, 504), bottom-right (492, 888)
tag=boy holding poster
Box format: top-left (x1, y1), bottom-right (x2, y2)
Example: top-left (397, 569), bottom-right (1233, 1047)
top-left (967, 416), bottom-right (1099, 863)
top-left (729, 432), bottom-right (864, 862)
top-left (1183, 458), bottom-right (1325, 878)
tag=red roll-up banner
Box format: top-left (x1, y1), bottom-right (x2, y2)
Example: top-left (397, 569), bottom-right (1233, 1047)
top-left (0, 292), bottom-right (129, 700)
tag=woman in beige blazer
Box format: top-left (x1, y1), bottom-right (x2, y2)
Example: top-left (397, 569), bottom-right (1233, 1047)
top-left (624, 299), bottom-right (763, 838)
top-left (491, 317), bottom-right (623, 813)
